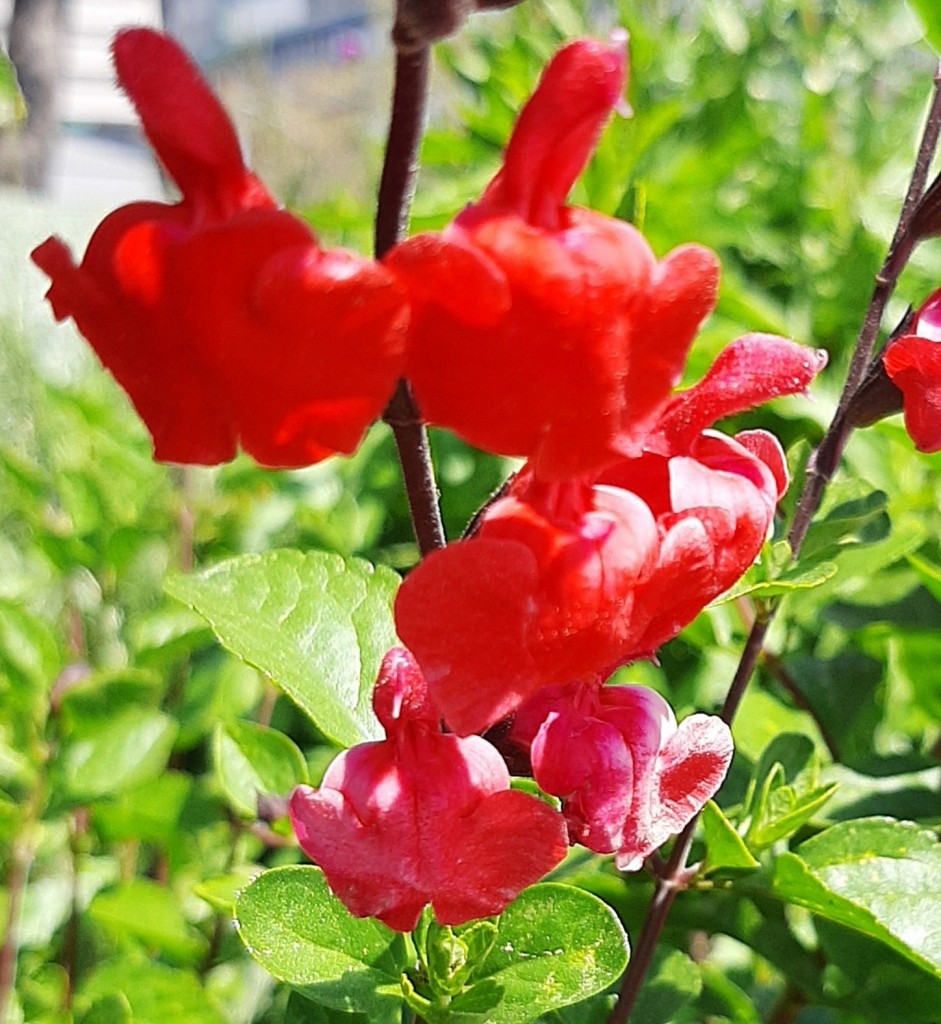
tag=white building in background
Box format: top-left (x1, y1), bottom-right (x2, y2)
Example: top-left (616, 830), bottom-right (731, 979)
top-left (0, 0), bottom-right (380, 204)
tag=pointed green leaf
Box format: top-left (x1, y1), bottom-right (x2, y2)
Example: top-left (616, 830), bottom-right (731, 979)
top-left (234, 865), bottom-right (407, 1022)
top-left (771, 818), bottom-right (941, 979)
top-left (701, 801), bottom-right (760, 872)
top-left (167, 550), bottom-right (400, 746)
top-left (713, 559), bottom-right (838, 604)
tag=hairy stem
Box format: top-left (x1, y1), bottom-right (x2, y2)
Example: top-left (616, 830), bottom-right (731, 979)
top-left (376, 45), bottom-right (446, 556)
top-left (609, 58), bottom-right (941, 1024)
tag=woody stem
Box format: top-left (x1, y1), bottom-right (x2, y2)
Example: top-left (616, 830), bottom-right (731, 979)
top-left (377, 45), bottom-right (446, 557)
top-left (609, 57), bottom-right (941, 1024)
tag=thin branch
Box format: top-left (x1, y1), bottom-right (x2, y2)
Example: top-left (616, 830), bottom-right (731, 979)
top-left (608, 59), bottom-right (941, 1024)
top-left (375, 45), bottom-right (446, 557)
top-left (789, 56), bottom-right (941, 555)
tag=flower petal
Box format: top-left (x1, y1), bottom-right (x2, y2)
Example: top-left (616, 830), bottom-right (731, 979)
top-left (112, 28), bottom-right (273, 216)
top-left (884, 335), bottom-right (941, 453)
top-left (654, 334), bottom-right (827, 451)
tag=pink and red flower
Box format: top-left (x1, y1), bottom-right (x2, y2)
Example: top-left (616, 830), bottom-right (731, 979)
top-left (385, 37), bottom-right (720, 480)
top-left (32, 28), bottom-right (408, 468)
top-left (509, 681), bottom-right (733, 870)
top-left (289, 648), bottom-right (567, 932)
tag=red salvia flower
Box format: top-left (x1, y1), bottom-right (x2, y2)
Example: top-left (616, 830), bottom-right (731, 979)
top-left (32, 28), bottom-right (408, 468)
top-left (385, 36), bottom-right (720, 480)
top-left (289, 648), bottom-right (567, 932)
top-left (396, 335), bottom-right (826, 736)
top-left (509, 681), bottom-right (733, 870)
top-left (883, 287), bottom-right (941, 452)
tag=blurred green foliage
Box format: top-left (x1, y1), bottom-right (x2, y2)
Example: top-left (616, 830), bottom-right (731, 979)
top-left (3, 1), bottom-right (941, 1022)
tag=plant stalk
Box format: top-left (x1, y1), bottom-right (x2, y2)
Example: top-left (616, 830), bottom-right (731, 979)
top-left (376, 44), bottom-right (446, 557)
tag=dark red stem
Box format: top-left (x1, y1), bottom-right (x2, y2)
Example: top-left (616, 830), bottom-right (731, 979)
top-left (376, 45), bottom-right (446, 557)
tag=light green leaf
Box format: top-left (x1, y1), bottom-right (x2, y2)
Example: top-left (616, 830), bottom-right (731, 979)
top-left (212, 720), bottom-right (308, 818)
top-left (909, 0), bottom-right (941, 52)
top-left (166, 550), bottom-right (400, 746)
top-left (234, 865), bottom-right (407, 1023)
top-left (53, 707), bottom-right (178, 803)
top-left (701, 801), bottom-right (760, 872)
top-left (713, 559), bottom-right (838, 603)
top-left (471, 883), bottom-right (630, 1023)
top-left (194, 868), bottom-right (262, 916)
top-left (771, 818), bottom-right (941, 979)
top-left (0, 48), bottom-right (25, 127)
top-left (79, 960), bottom-right (226, 1024)
top-left (88, 879), bottom-right (206, 964)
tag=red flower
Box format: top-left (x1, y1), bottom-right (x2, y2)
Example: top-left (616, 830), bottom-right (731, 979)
top-left (385, 37), bottom-right (720, 480)
top-left (509, 681), bottom-right (733, 870)
top-left (289, 648), bottom-right (567, 932)
top-left (395, 335), bottom-right (826, 737)
top-left (31, 28), bottom-right (407, 468)
top-left (883, 287), bottom-right (941, 453)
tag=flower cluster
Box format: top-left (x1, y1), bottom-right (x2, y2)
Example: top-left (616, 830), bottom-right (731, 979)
top-left (33, 30), bottom-right (827, 932)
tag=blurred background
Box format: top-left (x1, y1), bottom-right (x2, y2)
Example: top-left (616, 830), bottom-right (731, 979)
top-left (4, 5), bottom-right (941, 1020)
top-left (0, 0), bottom-right (385, 205)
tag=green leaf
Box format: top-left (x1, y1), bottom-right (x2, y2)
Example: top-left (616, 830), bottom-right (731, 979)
top-left (771, 818), bottom-right (941, 979)
top-left (87, 879), bottom-right (206, 964)
top-left (799, 488), bottom-right (890, 561)
top-left (631, 948), bottom-right (702, 1024)
top-left (79, 993), bottom-right (132, 1024)
top-left (193, 868), bottom-right (261, 915)
top-left (0, 48), bottom-right (26, 127)
top-left (743, 734), bottom-right (836, 848)
top-left (212, 720), bottom-right (308, 818)
top-left (701, 801), bottom-right (759, 873)
top-left (78, 960), bottom-right (226, 1024)
top-left (52, 707), bottom-right (178, 803)
top-left (713, 559), bottom-right (838, 604)
top-left (285, 992), bottom-right (368, 1024)
top-left (166, 550), bottom-right (400, 746)
top-left (234, 865), bottom-right (407, 1022)
top-left (470, 883), bottom-right (630, 1024)
top-left (908, 0), bottom-right (941, 52)
top-left (92, 772), bottom-right (193, 844)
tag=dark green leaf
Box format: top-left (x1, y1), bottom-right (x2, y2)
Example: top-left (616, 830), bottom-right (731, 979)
top-left (631, 948), bottom-right (702, 1024)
